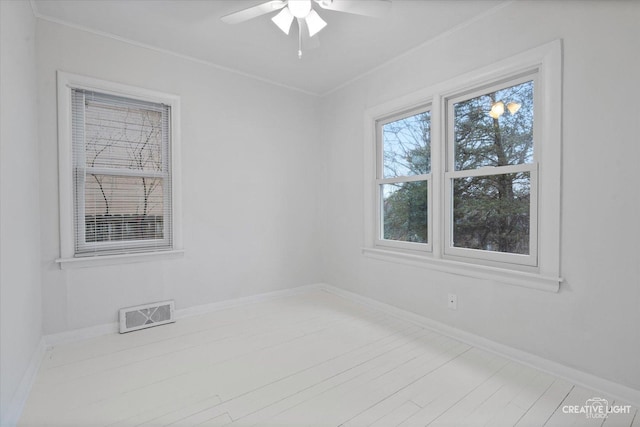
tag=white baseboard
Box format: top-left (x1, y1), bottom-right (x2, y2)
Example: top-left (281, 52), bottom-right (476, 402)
top-left (174, 283), bottom-right (324, 320)
top-left (44, 321), bottom-right (119, 347)
top-left (318, 283), bottom-right (640, 408)
top-left (2, 337), bottom-right (46, 427)
top-left (44, 283), bottom-right (325, 347)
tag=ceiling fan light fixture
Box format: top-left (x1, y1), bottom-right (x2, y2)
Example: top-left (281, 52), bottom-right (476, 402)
top-left (489, 101), bottom-right (505, 119)
top-left (271, 7), bottom-right (294, 34)
top-left (305, 9), bottom-right (327, 37)
top-left (507, 102), bottom-right (521, 115)
top-left (288, 0), bottom-right (312, 18)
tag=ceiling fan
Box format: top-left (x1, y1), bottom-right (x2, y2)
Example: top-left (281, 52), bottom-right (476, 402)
top-left (221, 0), bottom-right (391, 59)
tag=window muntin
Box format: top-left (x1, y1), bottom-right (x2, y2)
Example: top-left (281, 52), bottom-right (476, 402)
top-left (72, 89), bottom-right (173, 256)
top-left (445, 74), bottom-right (538, 266)
top-left (376, 107), bottom-right (431, 250)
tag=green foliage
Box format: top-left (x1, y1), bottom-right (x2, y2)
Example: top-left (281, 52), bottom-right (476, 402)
top-left (383, 181), bottom-right (428, 243)
top-left (453, 174), bottom-right (530, 254)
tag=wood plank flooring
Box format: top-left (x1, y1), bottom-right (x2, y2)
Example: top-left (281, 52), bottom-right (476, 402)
top-left (18, 289), bottom-right (637, 427)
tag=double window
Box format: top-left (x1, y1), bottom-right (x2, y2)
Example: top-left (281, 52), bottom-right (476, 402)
top-left (366, 42), bottom-right (561, 290)
top-left (57, 73), bottom-right (182, 268)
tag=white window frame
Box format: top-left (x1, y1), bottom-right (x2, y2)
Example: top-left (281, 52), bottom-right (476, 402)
top-left (363, 40), bottom-right (562, 292)
top-left (443, 73), bottom-right (539, 268)
top-left (56, 72), bottom-right (183, 269)
top-left (375, 104), bottom-right (433, 253)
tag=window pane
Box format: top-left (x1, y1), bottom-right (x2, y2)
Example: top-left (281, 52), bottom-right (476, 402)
top-left (383, 111), bottom-right (431, 178)
top-left (84, 174), bottom-right (164, 242)
top-left (453, 173), bottom-right (530, 254)
top-left (84, 100), bottom-right (164, 172)
top-left (382, 181), bottom-right (428, 243)
top-left (454, 80), bottom-right (533, 171)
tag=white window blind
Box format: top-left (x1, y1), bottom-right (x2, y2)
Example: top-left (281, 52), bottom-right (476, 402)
top-left (71, 89), bottom-right (173, 256)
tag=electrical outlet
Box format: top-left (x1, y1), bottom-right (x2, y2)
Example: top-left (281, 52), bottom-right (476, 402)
top-left (447, 293), bottom-right (457, 310)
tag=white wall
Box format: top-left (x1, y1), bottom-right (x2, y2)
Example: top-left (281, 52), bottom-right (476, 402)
top-left (0, 0), bottom-right (43, 423)
top-left (36, 20), bottom-right (323, 334)
top-left (320, 1), bottom-right (640, 391)
top-left (9, 0), bottom-right (637, 412)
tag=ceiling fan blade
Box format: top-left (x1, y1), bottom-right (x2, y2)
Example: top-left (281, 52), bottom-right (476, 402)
top-left (221, 1), bottom-right (286, 24)
top-left (305, 9), bottom-right (327, 37)
top-left (272, 7), bottom-right (295, 34)
top-left (314, 0), bottom-right (391, 17)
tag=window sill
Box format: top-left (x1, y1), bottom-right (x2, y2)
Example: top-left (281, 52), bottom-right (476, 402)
top-left (55, 249), bottom-right (185, 270)
top-left (362, 248), bottom-right (561, 293)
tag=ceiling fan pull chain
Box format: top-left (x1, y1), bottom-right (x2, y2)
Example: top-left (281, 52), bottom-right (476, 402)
top-left (298, 25), bottom-right (303, 59)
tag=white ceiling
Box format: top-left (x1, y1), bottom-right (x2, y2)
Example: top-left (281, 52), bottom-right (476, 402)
top-left (32, 0), bottom-right (504, 96)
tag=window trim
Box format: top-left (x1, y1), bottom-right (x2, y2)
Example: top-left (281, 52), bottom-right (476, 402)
top-left (363, 40), bottom-right (562, 292)
top-left (56, 71), bottom-right (183, 269)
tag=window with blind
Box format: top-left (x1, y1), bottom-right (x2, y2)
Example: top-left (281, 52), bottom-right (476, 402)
top-left (72, 90), bottom-right (172, 256)
top-left (57, 72), bottom-right (181, 267)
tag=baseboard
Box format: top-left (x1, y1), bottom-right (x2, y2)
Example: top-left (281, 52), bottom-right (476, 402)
top-left (44, 321), bottom-right (119, 347)
top-left (318, 283), bottom-right (640, 408)
top-left (1, 337), bottom-right (46, 427)
top-left (44, 283), bottom-right (325, 347)
top-left (174, 283), bottom-right (324, 320)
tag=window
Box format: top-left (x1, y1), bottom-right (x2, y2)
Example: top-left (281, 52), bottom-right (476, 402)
top-left (363, 41), bottom-right (562, 291)
top-left (57, 73), bottom-right (182, 268)
top-left (444, 76), bottom-right (537, 266)
top-left (376, 106), bottom-right (432, 252)
top-left (73, 89), bottom-right (172, 255)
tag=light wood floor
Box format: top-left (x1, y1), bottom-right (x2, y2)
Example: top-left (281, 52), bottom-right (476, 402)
top-left (19, 289), bottom-right (637, 427)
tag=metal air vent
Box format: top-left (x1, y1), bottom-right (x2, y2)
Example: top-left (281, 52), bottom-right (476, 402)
top-left (119, 300), bottom-right (175, 333)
